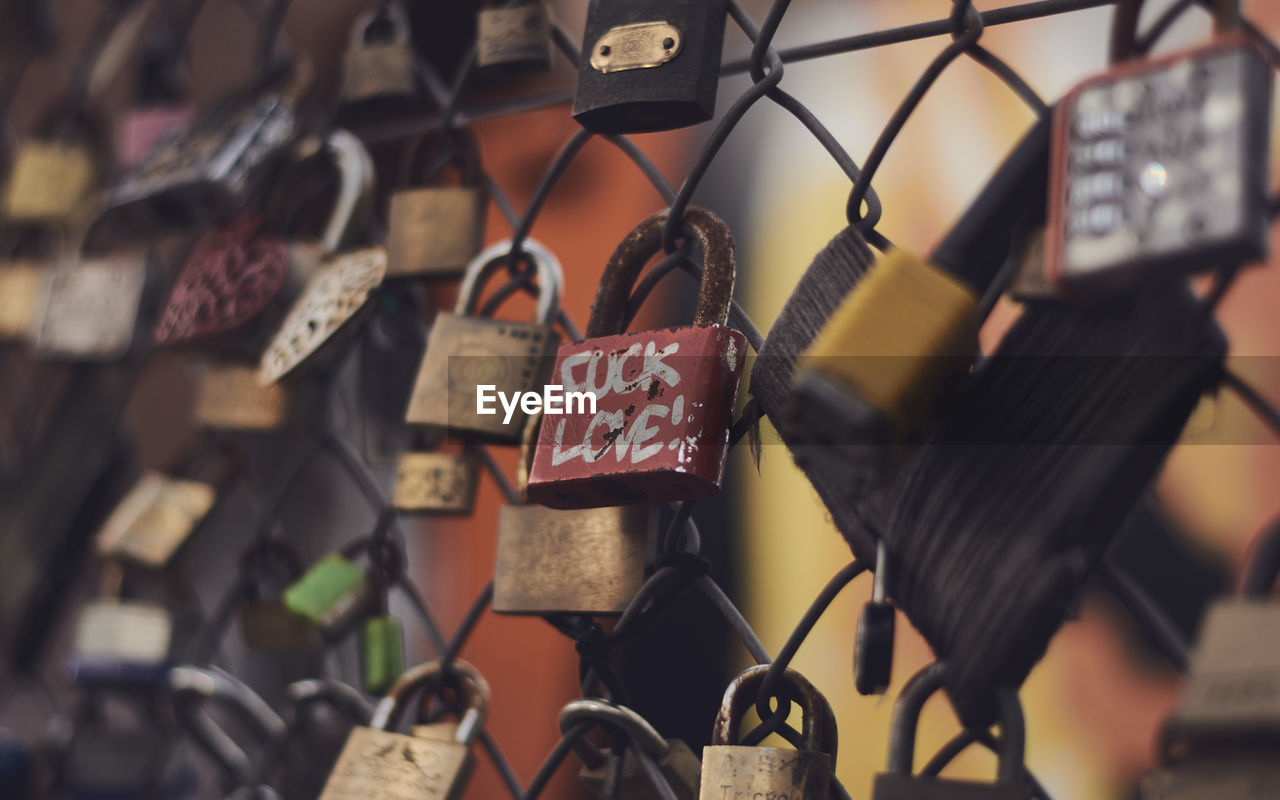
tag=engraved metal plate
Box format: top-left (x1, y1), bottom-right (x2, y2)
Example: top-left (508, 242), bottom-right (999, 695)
top-left (154, 217), bottom-right (290, 345)
top-left (477, 4), bottom-right (553, 69)
top-left (0, 263), bottom-right (43, 339)
top-left (391, 452), bottom-right (479, 514)
top-left (95, 471), bottom-right (216, 568)
top-left (590, 21), bottom-right (683, 73)
top-left (318, 727), bottom-right (471, 800)
top-left (258, 247), bottom-right (387, 385)
top-left (195, 362), bottom-right (289, 430)
top-left (31, 257), bottom-right (147, 360)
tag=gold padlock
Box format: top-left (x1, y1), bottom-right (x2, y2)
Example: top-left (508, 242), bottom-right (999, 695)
top-left (559, 698), bottom-right (701, 800)
top-left (340, 0), bottom-right (417, 107)
top-left (405, 238), bottom-right (563, 442)
top-left (195, 362), bottom-right (291, 431)
top-left (391, 450), bottom-right (479, 515)
top-left (319, 659), bottom-right (490, 800)
top-left (3, 139), bottom-right (99, 223)
top-left (0, 262), bottom-right (43, 339)
top-left (94, 471), bottom-right (216, 569)
top-left (477, 2), bottom-right (554, 73)
top-left (386, 130), bottom-right (486, 278)
top-left (494, 415), bottom-right (651, 615)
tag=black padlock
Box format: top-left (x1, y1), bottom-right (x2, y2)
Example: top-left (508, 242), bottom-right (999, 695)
top-left (855, 540), bottom-right (895, 696)
top-left (573, 0), bottom-right (726, 134)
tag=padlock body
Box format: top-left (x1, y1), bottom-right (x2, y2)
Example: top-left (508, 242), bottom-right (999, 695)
top-left (341, 43), bottom-right (416, 106)
top-left (391, 452), bottom-right (479, 514)
top-left (580, 739), bottom-right (700, 800)
top-left (1140, 757), bottom-right (1280, 799)
top-left (117, 105), bottom-right (195, 169)
top-left (195, 362), bottom-right (291, 430)
top-left (855, 600), bottom-right (896, 696)
top-left (283, 554), bottom-right (371, 639)
top-left (94, 471), bottom-right (216, 568)
top-left (360, 615), bottom-right (404, 695)
top-left (574, 0), bottom-right (725, 133)
top-left (528, 324), bottom-right (745, 508)
top-left (2, 140), bottom-right (97, 222)
top-left (239, 597), bottom-right (316, 651)
top-left (477, 4), bottom-right (553, 72)
top-left (700, 745), bottom-right (831, 800)
top-left (0, 264), bottom-right (43, 339)
top-left (386, 187), bottom-right (486, 278)
top-left (318, 727), bottom-right (473, 800)
top-left (31, 257), bottom-right (148, 361)
top-left (872, 773), bottom-right (1029, 800)
top-left (1046, 39), bottom-right (1272, 293)
top-left (405, 312), bottom-right (560, 442)
top-left (69, 601), bottom-right (173, 686)
top-left (493, 504), bottom-right (651, 615)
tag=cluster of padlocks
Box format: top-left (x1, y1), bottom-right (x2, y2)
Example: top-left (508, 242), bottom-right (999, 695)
top-left (1, 0), bottom-right (1279, 798)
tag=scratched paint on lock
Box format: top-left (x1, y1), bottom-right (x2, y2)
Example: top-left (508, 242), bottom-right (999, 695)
top-left (527, 324), bottom-right (745, 509)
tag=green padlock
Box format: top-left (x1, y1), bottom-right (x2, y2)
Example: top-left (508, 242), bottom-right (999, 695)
top-left (360, 615), bottom-right (405, 695)
top-left (282, 554), bottom-right (372, 640)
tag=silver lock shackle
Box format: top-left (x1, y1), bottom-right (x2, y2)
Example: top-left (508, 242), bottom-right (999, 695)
top-left (369, 658), bottom-right (491, 744)
top-left (454, 238), bottom-right (563, 326)
top-left (315, 128), bottom-right (375, 254)
top-left (711, 664), bottom-right (838, 760)
top-left (557, 698), bottom-right (671, 769)
top-left (885, 662), bottom-right (1025, 784)
top-left (285, 677), bottom-right (374, 725)
top-left (169, 665), bottom-right (288, 783)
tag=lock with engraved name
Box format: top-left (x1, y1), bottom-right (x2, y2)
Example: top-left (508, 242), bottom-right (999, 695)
top-left (574, 0), bottom-right (726, 133)
top-left (528, 207), bottom-right (746, 509)
top-left (391, 444), bottom-right (480, 515)
top-left (68, 563), bottom-right (174, 687)
top-left (386, 129), bottom-right (487, 279)
top-left (495, 414), bottom-right (651, 615)
top-left (700, 665), bottom-right (837, 800)
top-left (318, 658), bottom-right (491, 800)
top-left (477, 1), bottom-right (554, 74)
top-left (405, 238), bottom-right (563, 442)
top-left (873, 663), bottom-right (1030, 799)
top-left (340, 1), bottom-right (417, 109)
top-left (169, 665), bottom-right (289, 788)
top-left (560, 698), bottom-right (700, 800)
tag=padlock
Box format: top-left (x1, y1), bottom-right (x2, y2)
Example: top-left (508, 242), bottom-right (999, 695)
top-left (477, 2), bottom-right (554, 73)
top-left (560, 698), bottom-right (700, 800)
top-left (283, 553), bottom-right (373, 641)
top-left (386, 130), bottom-right (487, 278)
top-left (494, 414), bottom-right (651, 615)
top-left (117, 25), bottom-right (195, 168)
top-left (405, 238), bottom-right (563, 442)
top-left (1139, 756), bottom-right (1280, 799)
top-left (28, 249), bottom-right (150, 361)
top-left (340, 1), bottom-right (417, 108)
top-left (238, 541), bottom-right (315, 652)
top-left (69, 598), bottom-right (174, 686)
top-left (527, 207), bottom-right (746, 508)
top-left (169, 664), bottom-right (289, 787)
top-left (391, 450), bottom-right (480, 515)
top-left (94, 470), bottom-right (216, 569)
top-left (318, 658), bottom-right (491, 800)
top-left (282, 678), bottom-right (375, 800)
top-left (196, 362), bottom-right (292, 431)
top-left (0, 262), bottom-right (42, 339)
top-left (855, 539), bottom-right (896, 696)
top-left (573, 0), bottom-right (726, 133)
top-left (872, 664), bottom-right (1030, 799)
top-left (360, 615), bottom-right (405, 695)
top-left (1045, 36), bottom-right (1271, 295)
top-left (257, 131), bottom-right (385, 385)
top-left (700, 664), bottom-right (837, 800)
top-left (2, 108), bottom-right (102, 223)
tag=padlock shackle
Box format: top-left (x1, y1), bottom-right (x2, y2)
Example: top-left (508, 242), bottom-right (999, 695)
top-left (403, 126), bottom-right (484, 188)
top-left (370, 658), bottom-right (491, 740)
top-left (348, 0), bottom-right (411, 48)
top-left (557, 698), bottom-right (670, 769)
top-left (586, 207), bottom-right (735, 338)
top-left (285, 678), bottom-right (374, 725)
top-left (317, 129), bottom-right (375, 254)
top-left (711, 665), bottom-right (837, 760)
top-left (454, 238), bottom-right (563, 326)
top-left (169, 665), bottom-right (288, 783)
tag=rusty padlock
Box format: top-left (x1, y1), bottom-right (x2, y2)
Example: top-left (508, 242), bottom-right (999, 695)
top-left (528, 207), bottom-right (746, 508)
top-left (700, 665), bottom-right (837, 800)
top-left (340, 0), bottom-right (417, 109)
top-left (386, 130), bottom-right (487, 278)
top-left (405, 238), bottom-right (563, 442)
top-left (477, 2), bottom-right (554, 74)
top-left (391, 446), bottom-right (480, 515)
top-left (560, 698), bottom-right (700, 799)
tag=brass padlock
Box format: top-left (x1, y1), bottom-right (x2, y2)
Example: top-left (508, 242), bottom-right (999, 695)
top-left (94, 470), bottom-right (216, 569)
top-left (340, 1), bottom-right (417, 108)
top-left (29, 248), bottom-right (150, 361)
top-left (494, 414), bottom-right (651, 615)
top-left (2, 107), bottom-right (102, 223)
top-left (405, 238), bottom-right (563, 442)
top-left (872, 664), bottom-right (1030, 799)
top-left (386, 130), bottom-right (486, 278)
top-left (319, 659), bottom-right (491, 800)
top-left (258, 130), bottom-right (386, 385)
top-left (559, 698), bottom-right (700, 799)
top-left (0, 262), bottom-right (42, 340)
top-left (391, 450), bottom-right (480, 515)
top-left (477, 2), bottom-right (554, 73)
top-left (700, 665), bottom-right (837, 800)
top-left (195, 361), bottom-right (292, 431)
top-left (169, 665), bottom-right (289, 787)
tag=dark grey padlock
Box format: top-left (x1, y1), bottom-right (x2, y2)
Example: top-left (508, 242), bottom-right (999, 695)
top-left (855, 539), bottom-right (895, 696)
top-left (573, 0), bottom-right (726, 133)
top-left (559, 698), bottom-right (700, 800)
top-left (872, 664), bottom-right (1030, 799)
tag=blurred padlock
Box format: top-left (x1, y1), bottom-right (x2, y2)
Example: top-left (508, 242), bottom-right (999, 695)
top-left (238, 541), bottom-right (315, 652)
top-left (283, 553), bottom-right (373, 641)
top-left (391, 450), bottom-right (479, 515)
top-left (30, 242), bottom-right (150, 361)
top-left (855, 540), bottom-right (896, 696)
top-left (169, 665), bottom-right (289, 787)
top-left (69, 565), bottom-right (174, 687)
top-left (386, 130), bottom-right (486, 278)
top-left (528, 207), bottom-right (745, 508)
top-left (0, 262), bottom-right (42, 340)
top-left (3, 106), bottom-right (103, 224)
top-left (195, 362), bottom-right (292, 431)
top-left (477, 2), bottom-right (553, 73)
top-left (94, 470), bottom-right (216, 569)
top-left (560, 698), bottom-right (700, 800)
top-left (340, 1), bottom-right (417, 108)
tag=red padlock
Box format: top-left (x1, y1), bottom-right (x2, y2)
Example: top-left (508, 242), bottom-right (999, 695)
top-left (527, 207), bottom-right (745, 508)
